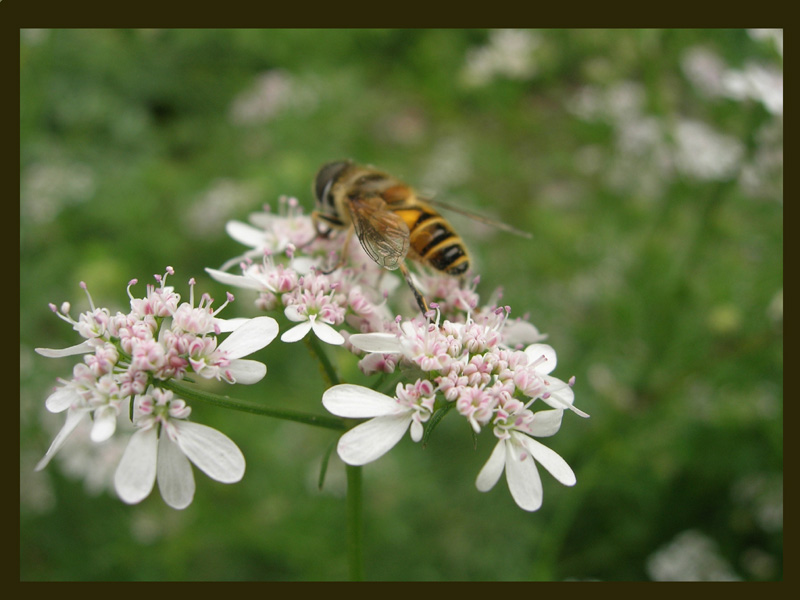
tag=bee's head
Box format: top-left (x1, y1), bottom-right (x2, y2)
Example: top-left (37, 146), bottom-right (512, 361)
top-left (314, 160), bottom-right (352, 209)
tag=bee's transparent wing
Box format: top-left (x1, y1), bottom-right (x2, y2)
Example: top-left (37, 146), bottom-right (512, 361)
top-left (349, 195), bottom-right (410, 270)
top-left (422, 196), bottom-right (533, 239)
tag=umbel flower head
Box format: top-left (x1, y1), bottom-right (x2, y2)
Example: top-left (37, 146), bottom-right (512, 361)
top-left (211, 197), bottom-right (588, 512)
top-left (325, 310), bottom-right (588, 512)
top-left (34, 268), bottom-right (278, 508)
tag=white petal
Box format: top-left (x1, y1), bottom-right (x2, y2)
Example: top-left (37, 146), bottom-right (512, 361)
top-left (156, 434), bottom-right (195, 509)
top-left (90, 406), bottom-right (118, 442)
top-left (505, 439), bottom-right (544, 511)
top-left (34, 409), bottom-right (88, 471)
top-left (114, 427), bottom-right (158, 504)
top-left (171, 420), bottom-right (245, 483)
top-left (336, 413), bottom-right (412, 466)
top-left (502, 321), bottom-right (547, 347)
top-left (280, 321), bottom-right (311, 342)
top-left (289, 257), bottom-right (316, 274)
top-left (541, 378), bottom-right (590, 418)
top-left (475, 439), bottom-right (507, 492)
top-left (215, 317), bottom-right (250, 333)
top-left (217, 316), bottom-right (279, 358)
top-left (525, 343), bottom-right (557, 374)
top-left (322, 384), bottom-right (401, 418)
top-left (310, 318), bottom-right (345, 345)
top-left (283, 305), bottom-right (304, 322)
top-left (35, 341), bottom-right (95, 358)
top-left (348, 333), bottom-right (402, 353)
top-left (225, 220), bottom-right (266, 248)
top-left (519, 435), bottom-right (576, 487)
top-left (44, 387), bottom-right (82, 413)
top-left (226, 359), bottom-right (267, 384)
top-left (205, 267), bottom-right (266, 291)
top-left (528, 409), bottom-right (564, 438)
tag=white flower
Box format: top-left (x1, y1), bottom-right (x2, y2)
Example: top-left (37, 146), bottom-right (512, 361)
top-left (114, 388), bottom-right (245, 509)
top-left (213, 315), bottom-right (279, 383)
top-left (280, 305), bottom-right (344, 345)
top-left (524, 343), bottom-right (589, 418)
top-left (476, 412), bottom-right (575, 512)
top-left (322, 382), bottom-right (435, 466)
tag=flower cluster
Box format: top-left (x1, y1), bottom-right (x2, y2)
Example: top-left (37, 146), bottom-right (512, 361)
top-left (325, 309), bottom-right (588, 511)
top-left (35, 268), bottom-right (278, 509)
top-left (209, 198), bottom-right (587, 511)
top-left (207, 197), bottom-right (490, 350)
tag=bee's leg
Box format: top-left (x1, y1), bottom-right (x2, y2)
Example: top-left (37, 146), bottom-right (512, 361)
top-left (320, 224), bottom-right (354, 274)
top-left (399, 262), bottom-right (430, 316)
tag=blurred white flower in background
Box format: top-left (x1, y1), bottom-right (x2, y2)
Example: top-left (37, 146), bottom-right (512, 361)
top-left (462, 29), bottom-right (541, 87)
top-left (646, 530), bottom-right (741, 581)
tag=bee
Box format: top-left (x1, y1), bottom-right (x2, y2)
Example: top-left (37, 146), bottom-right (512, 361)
top-left (311, 160), bottom-right (528, 315)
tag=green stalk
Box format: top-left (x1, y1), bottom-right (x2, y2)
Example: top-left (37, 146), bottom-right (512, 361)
top-left (305, 334), bottom-right (341, 387)
top-left (303, 335), bottom-right (366, 580)
top-left (346, 463), bottom-right (365, 581)
top-left (160, 379), bottom-right (345, 431)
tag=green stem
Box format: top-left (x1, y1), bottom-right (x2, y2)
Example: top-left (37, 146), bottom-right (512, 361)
top-left (305, 334), bottom-right (341, 387)
top-left (160, 379), bottom-right (346, 431)
top-left (346, 463), bottom-right (365, 581)
top-left (303, 338), bottom-right (366, 580)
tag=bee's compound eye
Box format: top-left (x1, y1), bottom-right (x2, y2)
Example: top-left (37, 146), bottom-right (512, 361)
top-left (314, 161), bottom-right (351, 203)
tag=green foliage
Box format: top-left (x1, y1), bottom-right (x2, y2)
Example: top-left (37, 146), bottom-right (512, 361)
top-left (20, 29), bottom-right (782, 581)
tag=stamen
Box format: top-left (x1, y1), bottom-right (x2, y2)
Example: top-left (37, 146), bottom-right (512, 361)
top-left (80, 281), bottom-right (96, 311)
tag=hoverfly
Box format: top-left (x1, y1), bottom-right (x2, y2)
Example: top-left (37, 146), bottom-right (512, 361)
top-left (311, 160), bottom-right (530, 315)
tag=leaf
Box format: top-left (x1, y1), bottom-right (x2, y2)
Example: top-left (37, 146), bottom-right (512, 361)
top-left (421, 401), bottom-right (455, 449)
top-left (318, 438), bottom-right (338, 491)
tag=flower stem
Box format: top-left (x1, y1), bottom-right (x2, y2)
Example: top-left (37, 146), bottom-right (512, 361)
top-left (346, 463), bottom-right (365, 581)
top-left (160, 379), bottom-right (346, 431)
top-left (305, 335), bottom-right (341, 387)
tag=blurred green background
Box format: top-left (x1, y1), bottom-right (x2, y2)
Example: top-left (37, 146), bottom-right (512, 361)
top-left (20, 29), bottom-right (782, 581)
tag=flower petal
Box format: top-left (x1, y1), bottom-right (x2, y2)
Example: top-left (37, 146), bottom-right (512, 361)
top-left (284, 305), bottom-right (305, 322)
top-left (336, 413), bottom-right (413, 466)
top-left (114, 427), bottom-right (158, 504)
top-left (205, 267), bottom-right (266, 291)
top-left (90, 405), bottom-right (118, 442)
top-left (475, 438), bottom-right (507, 492)
top-left (348, 333), bottom-right (402, 353)
top-left (215, 317), bottom-right (250, 333)
top-left (225, 220), bottom-right (266, 248)
top-left (280, 321), bottom-right (311, 343)
top-left (310, 318), bottom-right (345, 345)
top-left (540, 377), bottom-right (590, 418)
top-left (44, 387), bottom-right (82, 413)
top-left (226, 359), bottom-right (267, 384)
top-left (171, 420), bottom-right (245, 483)
top-left (505, 438), bottom-right (544, 511)
top-left (156, 434), bottom-right (196, 510)
top-left (525, 343), bottom-right (557, 374)
top-left (528, 409), bottom-right (564, 438)
top-left (35, 409), bottom-right (88, 471)
top-left (35, 341), bottom-right (95, 358)
top-left (502, 320), bottom-right (547, 347)
top-left (322, 384), bottom-right (402, 418)
top-left (519, 435), bottom-right (576, 487)
top-left (218, 316), bottom-right (279, 358)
